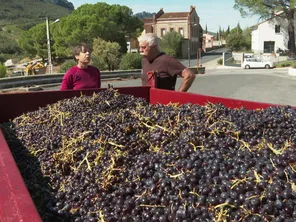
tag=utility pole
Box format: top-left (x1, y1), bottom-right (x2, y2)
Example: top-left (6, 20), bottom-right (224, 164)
top-left (46, 17), bottom-right (53, 74)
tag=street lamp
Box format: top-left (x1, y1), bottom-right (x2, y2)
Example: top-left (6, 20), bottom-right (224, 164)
top-left (46, 17), bottom-right (60, 74)
top-left (188, 23), bottom-right (198, 67)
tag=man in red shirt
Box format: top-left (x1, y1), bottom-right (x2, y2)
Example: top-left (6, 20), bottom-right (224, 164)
top-left (60, 43), bottom-right (101, 90)
top-left (138, 33), bottom-right (195, 91)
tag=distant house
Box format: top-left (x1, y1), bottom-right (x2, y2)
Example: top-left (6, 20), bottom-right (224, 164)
top-left (141, 6), bottom-right (200, 59)
top-left (202, 33), bottom-right (214, 51)
top-left (251, 12), bottom-right (290, 55)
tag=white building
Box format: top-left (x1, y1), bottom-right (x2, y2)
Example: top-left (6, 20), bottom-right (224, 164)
top-left (251, 12), bottom-right (291, 55)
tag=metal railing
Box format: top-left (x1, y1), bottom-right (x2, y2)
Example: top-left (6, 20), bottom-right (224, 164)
top-left (0, 70), bottom-right (142, 90)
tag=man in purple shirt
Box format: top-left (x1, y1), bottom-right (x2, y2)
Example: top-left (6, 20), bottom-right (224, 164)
top-left (60, 43), bottom-right (101, 90)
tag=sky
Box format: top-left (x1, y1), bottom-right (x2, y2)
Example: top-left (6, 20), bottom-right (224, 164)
top-left (72, 0), bottom-right (262, 32)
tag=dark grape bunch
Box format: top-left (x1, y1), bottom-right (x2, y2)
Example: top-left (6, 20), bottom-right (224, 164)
top-left (1, 88), bottom-right (296, 222)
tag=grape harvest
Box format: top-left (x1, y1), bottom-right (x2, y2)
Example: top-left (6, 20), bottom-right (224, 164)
top-left (1, 88), bottom-right (296, 222)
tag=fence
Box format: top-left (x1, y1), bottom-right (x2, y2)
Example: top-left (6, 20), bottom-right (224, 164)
top-left (0, 70), bottom-right (142, 90)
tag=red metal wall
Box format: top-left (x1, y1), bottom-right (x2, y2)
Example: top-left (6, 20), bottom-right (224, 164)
top-left (0, 86), bottom-right (290, 222)
top-left (150, 88), bottom-right (282, 109)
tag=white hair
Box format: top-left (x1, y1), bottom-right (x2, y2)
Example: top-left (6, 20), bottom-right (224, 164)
top-left (138, 33), bottom-right (160, 50)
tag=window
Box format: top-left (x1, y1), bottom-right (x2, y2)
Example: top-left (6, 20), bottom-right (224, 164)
top-left (161, 28), bottom-right (166, 37)
top-left (179, 28), bottom-right (184, 36)
top-left (170, 28), bottom-right (174, 32)
top-left (275, 25), bottom-right (280, 33)
top-left (263, 41), bottom-right (275, 53)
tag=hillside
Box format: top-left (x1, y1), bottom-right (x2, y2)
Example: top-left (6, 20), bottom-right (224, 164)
top-left (0, 0), bottom-right (74, 28)
top-left (134, 11), bottom-right (156, 18)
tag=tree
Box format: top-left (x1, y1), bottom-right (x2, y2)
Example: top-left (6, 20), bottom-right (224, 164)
top-left (234, 0), bottom-right (296, 57)
top-left (134, 11), bottom-right (156, 18)
top-left (226, 26), bottom-right (231, 37)
top-left (231, 23), bottom-right (243, 35)
top-left (219, 26), bottom-right (222, 39)
top-left (205, 24), bottom-right (208, 34)
top-left (226, 27), bottom-right (251, 51)
top-left (0, 63), bottom-right (7, 78)
top-left (242, 27), bottom-right (252, 50)
top-left (0, 54), bottom-right (6, 64)
top-left (160, 31), bottom-right (183, 58)
top-left (18, 22), bottom-right (49, 59)
top-left (92, 37), bottom-right (121, 71)
top-left (236, 23), bottom-right (242, 34)
top-left (119, 53), bottom-right (142, 70)
top-left (0, 32), bottom-right (20, 55)
top-left (226, 32), bottom-right (245, 51)
top-left (51, 3), bottom-right (143, 57)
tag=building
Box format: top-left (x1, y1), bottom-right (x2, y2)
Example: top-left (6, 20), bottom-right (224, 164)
top-left (141, 6), bottom-right (200, 60)
top-left (202, 33), bottom-right (214, 51)
top-left (251, 12), bottom-right (290, 55)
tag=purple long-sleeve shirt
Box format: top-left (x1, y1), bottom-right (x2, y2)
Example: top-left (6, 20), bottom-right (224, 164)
top-left (60, 65), bottom-right (101, 90)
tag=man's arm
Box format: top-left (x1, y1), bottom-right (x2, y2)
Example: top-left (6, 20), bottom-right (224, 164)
top-left (177, 68), bottom-right (195, 92)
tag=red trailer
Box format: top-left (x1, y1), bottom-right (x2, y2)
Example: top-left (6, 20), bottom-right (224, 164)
top-left (0, 86), bottom-right (284, 222)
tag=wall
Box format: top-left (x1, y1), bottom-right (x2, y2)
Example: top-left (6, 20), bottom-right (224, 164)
top-left (156, 20), bottom-right (188, 38)
top-left (252, 16), bottom-right (289, 54)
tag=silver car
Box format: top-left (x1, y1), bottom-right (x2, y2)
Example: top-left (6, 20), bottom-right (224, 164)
top-left (242, 58), bottom-right (274, 69)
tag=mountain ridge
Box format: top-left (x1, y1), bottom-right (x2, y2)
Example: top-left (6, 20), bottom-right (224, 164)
top-left (0, 0), bottom-right (74, 28)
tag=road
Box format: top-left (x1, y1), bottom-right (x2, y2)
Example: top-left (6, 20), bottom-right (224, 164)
top-left (41, 67), bottom-right (296, 106)
top-left (180, 48), bottom-right (225, 67)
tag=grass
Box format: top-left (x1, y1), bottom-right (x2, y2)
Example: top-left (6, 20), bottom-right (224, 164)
top-left (274, 60), bottom-right (296, 68)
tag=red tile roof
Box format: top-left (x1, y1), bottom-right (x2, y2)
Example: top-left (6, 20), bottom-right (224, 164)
top-left (158, 12), bottom-right (188, 19)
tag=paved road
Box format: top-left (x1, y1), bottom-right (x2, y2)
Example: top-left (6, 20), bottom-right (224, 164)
top-left (42, 67), bottom-right (296, 106)
top-left (180, 48), bottom-right (225, 67)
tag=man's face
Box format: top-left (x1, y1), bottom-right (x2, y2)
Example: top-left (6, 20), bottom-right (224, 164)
top-left (139, 42), bottom-right (152, 57)
top-left (75, 46), bottom-right (91, 64)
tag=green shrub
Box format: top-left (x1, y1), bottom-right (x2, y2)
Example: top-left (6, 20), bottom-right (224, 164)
top-left (0, 63), bottom-right (7, 78)
top-left (163, 48), bottom-right (177, 57)
top-left (160, 31), bottom-right (182, 58)
top-left (0, 54), bottom-right (6, 64)
top-left (217, 58), bottom-right (223, 65)
top-left (119, 53), bottom-right (142, 70)
top-left (59, 60), bottom-right (77, 73)
top-left (274, 60), bottom-right (294, 68)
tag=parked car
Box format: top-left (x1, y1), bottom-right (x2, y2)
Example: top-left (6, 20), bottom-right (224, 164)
top-left (242, 58), bottom-right (274, 69)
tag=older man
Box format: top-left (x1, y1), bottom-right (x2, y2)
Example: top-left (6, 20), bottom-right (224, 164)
top-left (138, 33), bottom-right (195, 92)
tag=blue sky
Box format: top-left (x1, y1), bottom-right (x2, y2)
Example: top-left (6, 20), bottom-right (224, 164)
top-left (72, 0), bottom-right (262, 32)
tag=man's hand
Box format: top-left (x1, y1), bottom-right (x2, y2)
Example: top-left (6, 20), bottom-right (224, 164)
top-left (177, 68), bottom-right (196, 92)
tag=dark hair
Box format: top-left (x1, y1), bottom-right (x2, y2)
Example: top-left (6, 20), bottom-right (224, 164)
top-left (72, 43), bottom-right (91, 62)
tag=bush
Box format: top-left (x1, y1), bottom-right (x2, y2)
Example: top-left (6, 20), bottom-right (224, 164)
top-left (0, 63), bottom-right (7, 78)
top-left (160, 31), bottom-right (182, 58)
top-left (163, 48), bottom-right (177, 57)
top-left (0, 54), bottom-right (6, 64)
top-left (119, 53), bottom-right (142, 70)
top-left (274, 60), bottom-right (294, 68)
top-left (217, 58), bottom-right (223, 65)
top-left (59, 60), bottom-right (77, 73)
